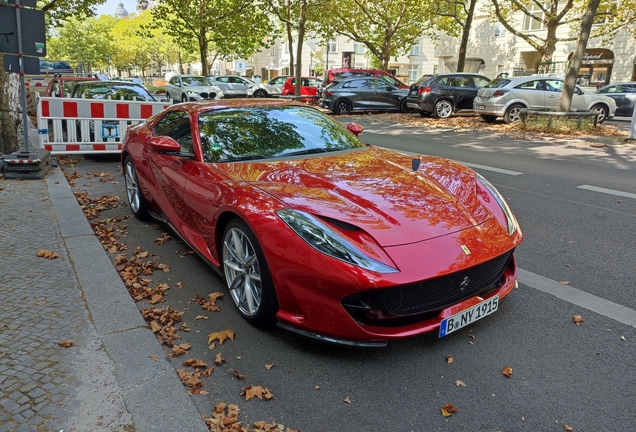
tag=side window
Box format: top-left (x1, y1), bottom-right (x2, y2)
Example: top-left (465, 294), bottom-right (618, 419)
top-left (343, 79), bottom-right (367, 89)
top-left (598, 86), bottom-right (615, 93)
top-left (473, 76), bottom-right (490, 88)
top-left (516, 80), bottom-right (544, 90)
top-left (544, 80), bottom-right (563, 92)
top-left (438, 77), bottom-right (450, 86)
top-left (272, 77), bottom-right (285, 85)
top-left (380, 74), bottom-right (398, 86)
top-left (449, 76), bottom-right (471, 87)
top-left (169, 77), bottom-right (179, 86)
top-left (50, 82), bottom-right (60, 96)
top-left (154, 111), bottom-right (193, 154)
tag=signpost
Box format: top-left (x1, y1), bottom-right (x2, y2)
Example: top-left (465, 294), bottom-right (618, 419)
top-left (1, 0), bottom-right (50, 178)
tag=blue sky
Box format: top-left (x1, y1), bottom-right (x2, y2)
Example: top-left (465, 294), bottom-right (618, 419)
top-left (94, 0), bottom-right (138, 17)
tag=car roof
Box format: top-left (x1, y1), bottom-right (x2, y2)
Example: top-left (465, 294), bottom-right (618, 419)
top-left (163, 99), bottom-right (307, 115)
top-left (74, 80), bottom-right (145, 88)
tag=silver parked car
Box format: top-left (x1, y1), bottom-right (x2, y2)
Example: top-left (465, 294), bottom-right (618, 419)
top-left (596, 82), bottom-right (636, 117)
top-left (207, 75), bottom-right (254, 98)
top-left (165, 74), bottom-right (224, 102)
top-left (318, 77), bottom-right (410, 114)
top-left (474, 76), bottom-right (616, 123)
top-left (246, 75), bottom-right (290, 98)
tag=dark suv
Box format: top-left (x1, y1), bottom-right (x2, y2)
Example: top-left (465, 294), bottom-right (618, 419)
top-left (406, 73), bottom-right (490, 119)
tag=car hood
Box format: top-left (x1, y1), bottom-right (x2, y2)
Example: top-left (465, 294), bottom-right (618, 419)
top-left (213, 146), bottom-right (494, 247)
top-left (185, 85), bottom-right (222, 93)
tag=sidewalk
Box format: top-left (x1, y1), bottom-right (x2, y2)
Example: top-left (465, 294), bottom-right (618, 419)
top-left (0, 167), bottom-right (208, 432)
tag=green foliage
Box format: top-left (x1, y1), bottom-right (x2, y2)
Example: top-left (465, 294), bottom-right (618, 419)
top-left (150, 0), bottom-right (273, 74)
top-left (39, 0), bottom-right (105, 28)
top-left (319, 0), bottom-right (444, 71)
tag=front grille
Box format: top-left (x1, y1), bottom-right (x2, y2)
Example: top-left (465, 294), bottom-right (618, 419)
top-left (378, 250), bottom-right (513, 315)
top-left (341, 249), bottom-right (514, 328)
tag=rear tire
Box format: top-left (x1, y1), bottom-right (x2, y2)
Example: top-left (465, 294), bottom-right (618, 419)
top-left (253, 89), bottom-right (267, 98)
top-left (504, 104), bottom-right (524, 124)
top-left (591, 104), bottom-right (608, 123)
top-left (123, 156), bottom-right (149, 220)
top-left (400, 98), bottom-right (411, 113)
top-left (433, 100), bottom-right (453, 119)
top-left (334, 98), bottom-right (352, 114)
top-left (222, 219), bottom-right (279, 328)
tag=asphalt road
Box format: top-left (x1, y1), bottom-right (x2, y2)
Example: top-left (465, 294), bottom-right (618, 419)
top-left (61, 119), bottom-right (636, 431)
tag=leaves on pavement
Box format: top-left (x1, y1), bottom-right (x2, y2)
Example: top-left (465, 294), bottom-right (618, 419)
top-left (241, 385), bottom-right (274, 401)
top-left (441, 403), bottom-right (457, 417)
top-left (195, 292), bottom-right (224, 312)
top-left (502, 366), bottom-right (513, 378)
top-left (37, 249), bottom-right (58, 259)
top-left (57, 340), bottom-right (73, 347)
top-left (208, 329), bottom-right (235, 345)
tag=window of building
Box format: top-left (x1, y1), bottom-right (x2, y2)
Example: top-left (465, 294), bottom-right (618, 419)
top-left (494, 23), bottom-right (506, 37)
top-left (328, 39), bottom-right (338, 53)
top-left (353, 42), bottom-right (366, 54)
top-left (523, 3), bottom-right (546, 31)
top-left (433, 65), bottom-right (439, 74)
top-left (408, 64), bottom-right (420, 82)
top-left (410, 42), bottom-right (420, 56)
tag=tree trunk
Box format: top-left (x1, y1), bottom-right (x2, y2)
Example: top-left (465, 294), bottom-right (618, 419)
top-left (0, 56), bottom-right (20, 156)
top-left (198, 29), bottom-right (209, 75)
top-left (294, 0), bottom-right (307, 96)
top-left (286, 22), bottom-right (295, 77)
top-left (557, 0), bottom-right (600, 113)
top-left (457, 0), bottom-right (477, 72)
top-left (537, 25), bottom-right (558, 72)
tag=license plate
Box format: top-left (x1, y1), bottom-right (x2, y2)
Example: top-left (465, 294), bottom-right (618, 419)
top-left (475, 104), bottom-right (486, 110)
top-left (439, 295), bottom-right (499, 337)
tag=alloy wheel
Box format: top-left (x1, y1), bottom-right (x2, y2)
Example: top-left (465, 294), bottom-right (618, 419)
top-left (223, 227), bottom-right (263, 317)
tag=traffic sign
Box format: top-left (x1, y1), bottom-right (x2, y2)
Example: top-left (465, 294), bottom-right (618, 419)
top-left (0, 5), bottom-right (46, 57)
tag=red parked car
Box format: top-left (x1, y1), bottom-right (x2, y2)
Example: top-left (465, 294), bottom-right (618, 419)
top-left (281, 76), bottom-right (323, 102)
top-left (122, 99), bottom-right (523, 346)
top-left (45, 75), bottom-right (99, 97)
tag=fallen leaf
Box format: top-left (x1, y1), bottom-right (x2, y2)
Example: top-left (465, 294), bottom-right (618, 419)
top-left (621, 336), bottom-right (626, 341)
top-left (37, 249), bottom-right (58, 259)
top-left (58, 340), bottom-right (73, 347)
top-left (196, 315), bottom-right (208, 320)
top-left (208, 329), bottom-right (235, 344)
top-left (455, 380), bottom-right (466, 387)
top-left (265, 363), bottom-right (274, 370)
top-left (149, 355), bottom-right (159, 362)
top-left (241, 385), bottom-right (274, 401)
top-left (441, 403), bottom-right (457, 417)
top-left (344, 397), bottom-right (351, 404)
top-left (560, 281), bottom-right (570, 285)
top-left (215, 352), bottom-right (226, 365)
top-left (446, 356), bottom-right (454, 364)
top-left (230, 368), bottom-right (245, 380)
top-left (315, 385), bottom-right (320, 390)
top-left (564, 424), bottom-right (573, 431)
top-left (502, 366), bottom-right (513, 378)
top-left (573, 315), bottom-right (584, 325)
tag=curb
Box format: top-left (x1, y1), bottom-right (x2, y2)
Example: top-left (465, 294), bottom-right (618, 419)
top-left (45, 167), bottom-right (209, 432)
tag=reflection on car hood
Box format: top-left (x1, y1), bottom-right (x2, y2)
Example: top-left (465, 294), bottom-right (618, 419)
top-left (214, 146), bottom-right (495, 247)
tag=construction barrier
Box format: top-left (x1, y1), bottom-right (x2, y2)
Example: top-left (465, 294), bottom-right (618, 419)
top-left (36, 96), bottom-right (170, 155)
top-left (25, 77), bottom-right (49, 115)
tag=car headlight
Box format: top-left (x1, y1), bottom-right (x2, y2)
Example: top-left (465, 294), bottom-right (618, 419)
top-left (475, 172), bottom-right (518, 235)
top-left (187, 90), bottom-right (199, 96)
top-left (277, 209), bottom-right (398, 274)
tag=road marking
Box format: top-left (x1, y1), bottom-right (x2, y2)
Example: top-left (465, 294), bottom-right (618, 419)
top-left (577, 185), bottom-right (636, 200)
top-left (389, 149), bottom-right (523, 176)
top-left (518, 268), bottom-right (636, 329)
top-left (454, 161), bottom-right (523, 176)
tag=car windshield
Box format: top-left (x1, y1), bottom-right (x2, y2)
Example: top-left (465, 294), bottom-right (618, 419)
top-left (182, 76), bottom-right (209, 86)
top-left (413, 75), bottom-right (434, 86)
top-left (484, 78), bottom-right (511, 88)
top-left (198, 106), bottom-right (365, 163)
top-left (80, 84), bottom-right (155, 101)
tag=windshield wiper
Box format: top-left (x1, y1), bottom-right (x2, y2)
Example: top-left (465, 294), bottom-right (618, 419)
top-left (221, 155), bottom-right (269, 162)
top-left (283, 148), bottom-right (344, 157)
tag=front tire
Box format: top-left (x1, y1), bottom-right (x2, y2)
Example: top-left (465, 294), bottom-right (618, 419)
top-left (223, 219), bottom-right (278, 328)
top-left (433, 100), bottom-right (453, 119)
top-left (481, 115), bottom-right (498, 123)
top-left (334, 98), bottom-right (352, 114)
top-left (591, 104), bottom-right (608, 123)
top-left (181, 94), bottom-right (188, 102)
top-left (123, 156), bottom-right (149, 220)
top-left (504, 104), bottom-right (524, 124)
top-left (400, 98), bottom-right (410, 113)
top-left (253, 89), bottom-right (267, 98)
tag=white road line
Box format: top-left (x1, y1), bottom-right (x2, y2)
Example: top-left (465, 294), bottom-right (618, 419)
top-left (577, 185), bottom-right (636, 200)
top-left (518, 268), bottom-right (636, 329)
top-left (454, 161), bottom-right (523, 176)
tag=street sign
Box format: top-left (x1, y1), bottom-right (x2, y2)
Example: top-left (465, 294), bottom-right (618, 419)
top-left (3, 54), bottom-right (40, 74)
top-left (236, 61), bottom-right (245, 73)
top-left (0, 5), bottom-right (46, 57)
top-left (3, 0), bottom-right (37, 7)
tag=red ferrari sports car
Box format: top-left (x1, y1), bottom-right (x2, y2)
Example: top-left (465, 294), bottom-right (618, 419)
top-left (122, 99), bottom-right (523, 346)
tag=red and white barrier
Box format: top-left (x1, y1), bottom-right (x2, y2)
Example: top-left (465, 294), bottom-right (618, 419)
top-left (36, 96), bottom-right (170, 154)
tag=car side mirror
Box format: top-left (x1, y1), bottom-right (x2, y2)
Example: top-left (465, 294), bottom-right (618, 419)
top-left (148, 136), bottom-right (181, 153)
top-left (347, 122), bottom-right (364, 136)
